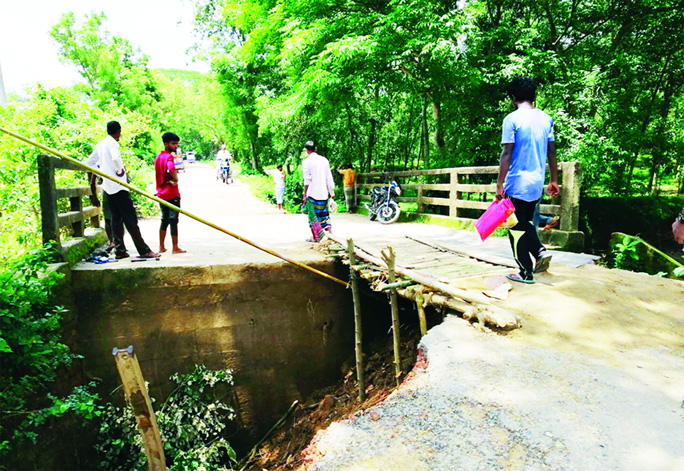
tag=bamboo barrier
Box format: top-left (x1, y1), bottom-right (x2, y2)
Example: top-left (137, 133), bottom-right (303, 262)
top-left (327, 233), bottom-right (521, 330)
top-left (347, 239), bottom-right (366, 402)
top-left (381, 247), bottom-right (402, 387)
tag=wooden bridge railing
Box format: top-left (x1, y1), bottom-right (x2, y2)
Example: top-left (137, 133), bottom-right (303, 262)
top-left (38, 154), bottom-right (102, 257)
top-left (356, 161), bottom-right (581, 232)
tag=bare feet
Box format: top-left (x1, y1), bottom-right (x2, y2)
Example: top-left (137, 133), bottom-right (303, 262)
top-left (159, 247), bottom-right (168, 253)
top-left (172, 248), bottom-right (186, 254)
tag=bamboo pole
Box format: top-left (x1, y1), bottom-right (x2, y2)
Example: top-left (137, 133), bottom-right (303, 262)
top-left (0, 126), bottom-right (348, 288)
top-left (112, 346), bottom-right (165, 471)
top-left (347, 239), bottom-right (365, 402)
top-left (416, 290), bottom-right (428, 337)
top-left (382, 247), bottom-right (402, 387)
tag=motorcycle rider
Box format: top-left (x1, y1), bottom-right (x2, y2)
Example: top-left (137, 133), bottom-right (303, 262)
top-left (215, 145), bottom-right (232, 182)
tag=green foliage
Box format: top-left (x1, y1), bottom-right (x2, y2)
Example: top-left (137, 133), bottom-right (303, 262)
top-left (611, 236), bottom-right (641, 271)
top-left (50, 12), bottom-right (161, 112)
top-left (580, 195), bottom-right (683, 252)
top-left (0, 86), bottom-right (158, 261)
top-left (189, 0), bottom-right (684, 196)
top-left (0, 247), bottom-right (99, 463)
top-left (96, 365), bottom-right (237, 471)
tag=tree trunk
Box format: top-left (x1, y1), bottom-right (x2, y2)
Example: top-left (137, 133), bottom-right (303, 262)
top-left (366, 118), bottom-right (376, 173)
top-left (432, 96), bottom-right (445, 148)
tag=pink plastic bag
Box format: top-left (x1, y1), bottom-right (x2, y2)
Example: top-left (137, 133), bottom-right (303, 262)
top-left (475, 198), bottom-right (516, 241)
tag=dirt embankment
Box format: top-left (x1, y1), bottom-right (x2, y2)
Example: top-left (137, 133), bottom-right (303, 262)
top-left (243, 263), bottom-right (684, 471)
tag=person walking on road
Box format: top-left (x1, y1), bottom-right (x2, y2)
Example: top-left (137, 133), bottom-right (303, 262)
top-left (86, 121), bottom-right (159, 260)
top-left (337, 163), bottom-right (358, 213)
top-left (496, 77), bottom-right (559, 283)
top-left (155, 132), bottom-right (186, 254)
top-left (271, 164), bottom-right (286, 212)
top-left (301, 140), bottom-right (335, 242)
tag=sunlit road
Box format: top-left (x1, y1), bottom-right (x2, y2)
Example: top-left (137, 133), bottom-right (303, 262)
top-left (91, 162), bottom-right (595, 269)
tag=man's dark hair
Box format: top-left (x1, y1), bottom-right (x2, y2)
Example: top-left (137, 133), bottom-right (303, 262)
top-left (508, 77), bottom-right (537, 103)
top-left (162, 132), bottom-right (180, 143)
top-left (107, 121), bottom-right (121, 136)
top-left (277, 164), bottom-right (283, 169)
top-left (304, 140), bottom-right (316, 151)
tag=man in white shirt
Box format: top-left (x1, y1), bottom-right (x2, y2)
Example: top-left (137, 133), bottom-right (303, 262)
top-left (86, 121), bottom-right (158, 259)
top-left (215, 145), bottom-right (232, 182)
top-left (271, 164), bottom-right (286, 211)
top-left (301, 140), bottom-right (335, 242)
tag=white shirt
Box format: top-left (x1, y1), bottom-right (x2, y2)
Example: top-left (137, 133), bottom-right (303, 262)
top-left (302, 152), bottom-right (335, 200)
top-left (272, 169), bottom-right (286, 189)
top-left (86, 135), bottom-right (127, 195)
top-left (216, 150), bottom-right (232, 167)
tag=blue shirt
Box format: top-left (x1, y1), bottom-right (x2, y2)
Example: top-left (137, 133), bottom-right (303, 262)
top-left (501, 108), bottom-right (554, 201)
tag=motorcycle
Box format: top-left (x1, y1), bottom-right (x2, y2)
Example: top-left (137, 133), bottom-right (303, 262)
top-left (220, 163), bottom-right (233, 184)
top-left (365, 179), bottom-right (401, 224)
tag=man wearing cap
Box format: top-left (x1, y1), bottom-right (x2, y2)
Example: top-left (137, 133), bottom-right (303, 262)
top-left (301, 140), bottom-right (335, 242)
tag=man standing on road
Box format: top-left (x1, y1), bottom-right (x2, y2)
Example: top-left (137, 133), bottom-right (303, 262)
top-left (155, 132), bottom-right (186, 254)
top-left (86, 121), bottom-right (159, 260)
top-left (337, 163), bottom-right (358, 213)
top-left (496, 77), bottom-right (559, 284)
top-left (301, 140), bottom-right (335, 242)
top-left (673, 201), bottom-right (684, 244)
top-left (271, 164), bottom-right (286, 212)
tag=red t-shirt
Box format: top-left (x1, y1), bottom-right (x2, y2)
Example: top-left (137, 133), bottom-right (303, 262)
top-left (154, 151), bottom-right (181, 200)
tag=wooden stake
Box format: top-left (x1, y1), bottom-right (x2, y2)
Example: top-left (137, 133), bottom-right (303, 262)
top-left (113, 346), bottom-right (166, 471)
top-left (416, 291), bottom-right (428, 337)
top-left (382, 247), bottom-right (402, 387)
top-left (347, 239), bottom-right (366, 402)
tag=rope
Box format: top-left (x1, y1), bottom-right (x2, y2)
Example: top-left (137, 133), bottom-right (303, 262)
top-left (0, 125), bottom-right (349, 288)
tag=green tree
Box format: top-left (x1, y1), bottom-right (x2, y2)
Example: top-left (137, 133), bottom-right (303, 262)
top-left (50, 12), bottom-right (161, 112)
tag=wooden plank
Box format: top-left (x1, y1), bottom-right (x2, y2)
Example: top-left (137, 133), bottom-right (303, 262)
top-left (453, 199), bottom-right (491, 210)
top-left (453, 183), bottom-right (497, 193)
top-left (406, 236), bottom-right (518, 269)
top-left (113, 347), bottom-right (166, 471)
top-left (52, 158), bottom-right (81, 171)
top-left (396, 183), bottom-right (451, 192)
top-left (56, 186), bottom-right (96, 199)
top-left (419, 196), bottom-right (451, 206)
top-left (58, 206), bottom-right (101, 228)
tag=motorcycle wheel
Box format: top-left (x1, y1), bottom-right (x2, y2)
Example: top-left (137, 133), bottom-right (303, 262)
top-left (377, 201), bottom-right (400, 224)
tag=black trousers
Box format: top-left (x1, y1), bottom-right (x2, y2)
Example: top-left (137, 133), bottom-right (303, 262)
top-left (160, 196), bottom-right (181, 236)
top-left (507, 197), bottom-right (544, 277)
top-left (106, 190), bottom-right (151, 256)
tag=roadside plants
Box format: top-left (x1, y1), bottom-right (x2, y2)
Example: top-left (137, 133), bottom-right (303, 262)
top-left (97, 365), bottom-right (237, 471)
top-left (0, 246), bottom-right (99, 464)
top-left (611, 235), bottom-right (641, 272)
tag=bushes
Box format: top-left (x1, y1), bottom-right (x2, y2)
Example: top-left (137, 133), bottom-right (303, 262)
top-left (580, 195), bottom-right (683, 253)
top-left (0, 247), bottom-right (100, 469)
top-left (96, 366), bottom-right (237, 471)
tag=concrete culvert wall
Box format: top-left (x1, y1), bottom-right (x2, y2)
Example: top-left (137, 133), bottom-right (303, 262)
top-left (71, 260), bottom-right (354, 446)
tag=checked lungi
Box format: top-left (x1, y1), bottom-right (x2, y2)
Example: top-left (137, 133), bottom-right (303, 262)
top-left (303, 197), bottom-right (331, 242)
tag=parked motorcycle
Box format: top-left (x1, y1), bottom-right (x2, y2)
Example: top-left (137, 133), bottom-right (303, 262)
top-left (366, 179), bottom-right (401, 224)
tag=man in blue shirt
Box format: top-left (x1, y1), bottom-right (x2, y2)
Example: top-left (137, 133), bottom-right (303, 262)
top-left (496, 77), bottom-right (560, 283)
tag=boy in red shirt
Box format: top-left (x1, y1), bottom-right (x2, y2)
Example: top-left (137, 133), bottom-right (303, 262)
top-left (155, 132), bottom-right (186, 254)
